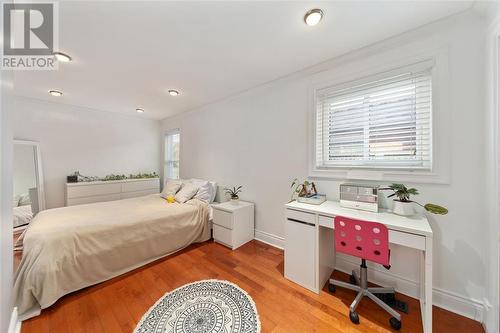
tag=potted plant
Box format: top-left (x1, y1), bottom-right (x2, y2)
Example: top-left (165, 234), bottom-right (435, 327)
top-left (384, 183), bottom-right (448, 216)
top-left (225, 186), bottom-right (242, 204)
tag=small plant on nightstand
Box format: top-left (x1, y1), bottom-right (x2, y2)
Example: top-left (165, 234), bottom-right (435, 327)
top-left (224, 186), bottom-right (242, 204)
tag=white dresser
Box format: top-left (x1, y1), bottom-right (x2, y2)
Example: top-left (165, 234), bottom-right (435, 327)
top-left (65, 178), bottom-right (160, 206)
top-left (212, 201), bottom-right (254, 250)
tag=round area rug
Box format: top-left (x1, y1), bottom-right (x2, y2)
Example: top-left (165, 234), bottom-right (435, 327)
top-left (134, 279), bottom-right (261, 333)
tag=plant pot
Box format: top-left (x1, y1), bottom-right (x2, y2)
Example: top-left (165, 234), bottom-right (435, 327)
top-left (392, 200), bottom-right (415, 216)
top-left (230, 196), bottom-right (239, 205)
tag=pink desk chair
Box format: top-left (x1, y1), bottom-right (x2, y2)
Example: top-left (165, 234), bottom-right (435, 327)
top-left (329, 216), bottom-right (402, 330)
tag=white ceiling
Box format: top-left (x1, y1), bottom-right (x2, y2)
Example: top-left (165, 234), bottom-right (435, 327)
top-left (13, 1), bottom-right (474, 119)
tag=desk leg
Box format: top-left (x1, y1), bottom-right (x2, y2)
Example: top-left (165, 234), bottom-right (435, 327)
top-left (420, 237), bottom-right (433, 333)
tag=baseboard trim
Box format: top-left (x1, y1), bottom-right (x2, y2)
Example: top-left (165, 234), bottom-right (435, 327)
top-left (8, 307), bottom-right (21, 333)
top-left (255, 229), bottom-right (487, 324)
top-left (254, 229), bottom-right (284, 249)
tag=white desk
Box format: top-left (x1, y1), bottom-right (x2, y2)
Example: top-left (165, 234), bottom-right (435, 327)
top-left (284, 200), bottom-right (433, 333)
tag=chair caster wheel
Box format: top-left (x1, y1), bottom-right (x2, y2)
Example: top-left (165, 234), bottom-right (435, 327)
top-left (349, 311), bottom-right (359, 324)
top-left (328, 284), bottom-right (336, 293)
top-left (349, 274), bottom-right (357, 285)
top-left (389, 317), bottom-right (401, 330)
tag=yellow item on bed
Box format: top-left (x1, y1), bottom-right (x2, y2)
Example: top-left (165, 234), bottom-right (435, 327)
top-left (166, 195), bottom-right (175, 203)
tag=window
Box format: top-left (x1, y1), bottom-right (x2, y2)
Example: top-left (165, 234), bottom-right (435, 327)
top-left (315, 67), bottom-right (432, 170)
top-left (164, 130), bottom-right (180, 179)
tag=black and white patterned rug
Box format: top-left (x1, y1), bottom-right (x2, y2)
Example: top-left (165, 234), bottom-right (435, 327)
top-left (134, 280), bottom-right (261, 333)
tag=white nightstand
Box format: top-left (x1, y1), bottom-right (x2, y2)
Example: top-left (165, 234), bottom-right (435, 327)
top-left (212, 201), bottom-right (254, 250)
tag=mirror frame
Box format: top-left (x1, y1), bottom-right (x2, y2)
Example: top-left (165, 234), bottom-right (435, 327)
top-left (13, 140), bottom-right (46, 212)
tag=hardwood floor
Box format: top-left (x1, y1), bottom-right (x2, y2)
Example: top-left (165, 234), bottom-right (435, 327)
top-left (20, 240), bottom-right (484, 333)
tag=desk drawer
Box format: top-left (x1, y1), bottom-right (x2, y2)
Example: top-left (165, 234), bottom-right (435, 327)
top-left (318, 215), bottom-right (333, 228)
top-left (389, 230), bottom-right (425, 250)
top-left (285, 209), bottom-right (315, 225)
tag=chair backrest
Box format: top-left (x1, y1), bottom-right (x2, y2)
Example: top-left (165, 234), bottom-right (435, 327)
top-left (334, 216), bottom-right (390, 266)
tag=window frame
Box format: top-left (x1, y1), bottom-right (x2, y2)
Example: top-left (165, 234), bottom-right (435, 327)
top-left (164, 129), bottom-right (181, 180)
top-left (308, 52), bottom-right (451, 184)
top-left (315, 62), bottom-right (433, 170)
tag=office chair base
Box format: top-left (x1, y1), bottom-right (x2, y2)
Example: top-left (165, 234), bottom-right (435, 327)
top-left (390, 317), bottom-right (402, 330)
top-left (328, 262), bottom-right (402, 329)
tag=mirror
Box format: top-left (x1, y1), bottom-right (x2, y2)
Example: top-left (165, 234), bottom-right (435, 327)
top-left (13, 140), bottom-right (45, 231)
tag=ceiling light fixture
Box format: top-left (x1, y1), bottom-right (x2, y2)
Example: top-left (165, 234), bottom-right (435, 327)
top-left (48, 90), bottom-right (63, 97)
top-left (304, 9), bottom-right (323, 26)
top-left (53, 52), bottom-right (72, 62)
top-left (136, 108), bottom-right (145, 113)
top-left (168, 89), bottom-right (180, 96)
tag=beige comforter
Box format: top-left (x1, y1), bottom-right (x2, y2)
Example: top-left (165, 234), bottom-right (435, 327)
top-left (14, 194), bottom-right (210, 320)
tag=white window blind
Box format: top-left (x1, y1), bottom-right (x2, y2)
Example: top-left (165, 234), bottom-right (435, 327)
top-left (315, 67), bottom-right (432, 170)
top-left (164, 130), bottom-right (180, 179)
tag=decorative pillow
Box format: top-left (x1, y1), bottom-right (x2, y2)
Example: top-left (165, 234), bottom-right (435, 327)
top-left (175, 183), bottom-right (200, 203)
top-left (160, 179), bottom-right (182, 199)
top-left (193, 181), bottom-right (212, 203)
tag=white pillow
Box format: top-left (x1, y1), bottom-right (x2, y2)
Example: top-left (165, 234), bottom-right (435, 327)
top-left (175, 183), bottom-right (199, 203)
top-left (18, 193), bottom-right (31, 206)
top-left (193, 181), bottom-right (212, 203)
top-left (209, 181), bottom-right (217, 203)
top-left (187, 178), bottom-right (217, 203)
top-left (160, 179), bottom-right (182, 199)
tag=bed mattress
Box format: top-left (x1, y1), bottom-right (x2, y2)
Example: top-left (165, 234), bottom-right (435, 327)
top-left (13, 194), bottom-right (210, 320)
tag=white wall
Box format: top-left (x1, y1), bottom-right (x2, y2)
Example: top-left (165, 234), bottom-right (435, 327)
top-left (161, 11), bottom-right (491, 322)
top-left (1, 68), bottom-right (14, 331)
top-left (13, 98), bottom-right (161, 209)
top-left (483, 4), bottom-right (500, 333)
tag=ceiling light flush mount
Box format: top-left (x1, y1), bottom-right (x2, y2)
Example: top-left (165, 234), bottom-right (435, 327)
top-left (48, 90), bottom-right (63, 97)
top-left (168, 89), bottom-right (180, 96)
top-left (53, 52), bottom-right (72, 62)
top-left (304, 8), bottom-right (323, 26)
top-left (136, 108), bottom-right (145, 113)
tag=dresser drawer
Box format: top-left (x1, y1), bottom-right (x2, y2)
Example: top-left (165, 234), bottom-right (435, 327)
top-left (121, 179), bottom-right (159, 192)
top-left (67, 193), bottom-right (121, 206)
top-left (213, 209), bottom-right (233, 229)
top-left (67, 183), bottom-right (121, 199)
top-left (213, 224), bottom-right (233, 248)
top-left (120, 189), bottom-right (158, 199)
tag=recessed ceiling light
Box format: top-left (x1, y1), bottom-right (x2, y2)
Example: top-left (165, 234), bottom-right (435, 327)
top-left (48, 90), bottom-right (63, 97)
top-left (53, 52), bottom-right (72, 62)
top-left (168, 89), bottom-right (180, 96)
top-left (136, 108), bottom-right (145, 113)
top-left (304, 9), bottom-right (323, 26)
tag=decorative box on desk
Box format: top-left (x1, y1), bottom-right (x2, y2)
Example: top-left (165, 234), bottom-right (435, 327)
top-left (212, 201), bottom-right (254, 250)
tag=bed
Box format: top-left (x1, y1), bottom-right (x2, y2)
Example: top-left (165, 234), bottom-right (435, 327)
top-left (13, 193), bottom-right (211, 320)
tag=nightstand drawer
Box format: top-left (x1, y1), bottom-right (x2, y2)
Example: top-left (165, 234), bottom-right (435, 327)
top-left (213, 224), bottom-right (233, 247)
top-left (213, 209), bottom-right (233, 229)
